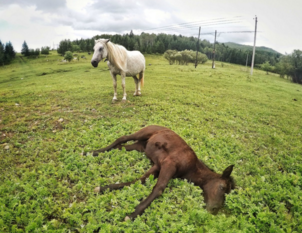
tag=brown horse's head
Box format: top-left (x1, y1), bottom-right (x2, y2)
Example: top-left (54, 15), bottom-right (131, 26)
top-left (203, 165), bottom-right (235, 214)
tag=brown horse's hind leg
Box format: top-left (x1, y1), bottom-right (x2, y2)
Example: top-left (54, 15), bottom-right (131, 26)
top-left (83, 125), bottom-right (167, 156)
top-left (116, 140), bottom-right (146, 152)
top-left (94, 165), bottom-right (159, 193)
top-left (83, 134), bottom-right (140, 156)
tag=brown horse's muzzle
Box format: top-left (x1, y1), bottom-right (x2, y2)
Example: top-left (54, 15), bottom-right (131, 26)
top-left (206, 204), bottom-right (220, 215)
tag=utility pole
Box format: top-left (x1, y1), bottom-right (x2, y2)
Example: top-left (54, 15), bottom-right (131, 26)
top-left (212, 30), bottom-right (217, 69)
top-left (195, 26), bottom-right (201, 68)
top-left (250, 16), bottom-right (258, 75)
top-left (245, 52), bottom-right (249, 72)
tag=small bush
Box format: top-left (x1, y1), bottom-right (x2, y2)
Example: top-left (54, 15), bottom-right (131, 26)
top-left (64, 51), bottom-right (73, 62)
top-left (163, 49), bottom-right (207, 65)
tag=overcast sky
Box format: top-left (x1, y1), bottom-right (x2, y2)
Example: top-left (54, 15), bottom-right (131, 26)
top-left (0, 0), bottom-right (301, 54)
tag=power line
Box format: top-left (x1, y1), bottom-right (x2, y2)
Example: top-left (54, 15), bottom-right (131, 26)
top-left (145, 17), bottom-right (242, 31)
top-left (202, 30), bottom-right (255, 35)
top-left (140, 17), bottom-right (255, 41)
top-left (150, 21), bottom-right (243, 32)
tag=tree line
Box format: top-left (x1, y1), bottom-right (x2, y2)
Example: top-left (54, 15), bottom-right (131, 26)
top-left (21, 41), bottom-right (50, 57)
top-left (0, 40), bottom-right (16, 65)
top-left (57, 31), bottom-right (281, 66)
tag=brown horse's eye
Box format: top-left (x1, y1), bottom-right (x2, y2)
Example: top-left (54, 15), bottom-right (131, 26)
top-left (220, 185), bottom-right (225, 191)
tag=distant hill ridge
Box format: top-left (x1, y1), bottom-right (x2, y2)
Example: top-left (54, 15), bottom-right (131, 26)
top-left (224, 42), bottom-right (282, 55)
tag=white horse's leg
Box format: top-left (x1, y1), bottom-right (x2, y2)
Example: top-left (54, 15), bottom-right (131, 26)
top-left (121, 72), bottom-right (127, 101)
top-left (137, 71), bottom-right (143, 95)
top-left (132, 76), bottom-right (139, 96)
top-left (138, 82), bottom-right (141, 96)
top-left (110, 72), bottom-right (118, 101)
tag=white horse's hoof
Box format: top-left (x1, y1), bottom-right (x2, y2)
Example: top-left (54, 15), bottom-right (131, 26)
top-left (124, 216), bottom-right (131, 221)
top-left (133, 92), bottom-right (141, 96)
top-left (94, 187), bottom-right (100, 193)
top-left (121, 99), bottom-right (127, 103)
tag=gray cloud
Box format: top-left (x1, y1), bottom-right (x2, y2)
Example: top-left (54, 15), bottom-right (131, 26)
top-left (0, 0), bottom-right (66, 12)
top-left (1, 0), bottom-right (301, 53)
top-left (32, 0), bottom-right (182, 35)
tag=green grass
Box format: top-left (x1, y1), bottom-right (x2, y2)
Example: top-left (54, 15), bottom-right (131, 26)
top-left (0, 52), bottom-right (302, 232)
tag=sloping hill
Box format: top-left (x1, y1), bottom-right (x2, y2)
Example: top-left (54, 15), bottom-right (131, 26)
top-left (225, 42), bottom-right (282, 54)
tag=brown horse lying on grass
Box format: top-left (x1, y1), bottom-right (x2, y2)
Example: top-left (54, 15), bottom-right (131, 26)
top-left (83, 125), bottom-right (235, 220)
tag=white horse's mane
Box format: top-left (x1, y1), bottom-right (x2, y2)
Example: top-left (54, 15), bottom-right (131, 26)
top-left (104, 41), bottom-right (127, 72)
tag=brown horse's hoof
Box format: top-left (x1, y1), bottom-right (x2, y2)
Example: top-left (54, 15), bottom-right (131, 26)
top-left (124, 216), bottom-right (131, 221)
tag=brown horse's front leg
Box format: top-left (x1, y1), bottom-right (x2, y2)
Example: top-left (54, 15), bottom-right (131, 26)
top-left (126, 163), bottom-right (176, 220)
top-left (94, 165), bottom-right (159, 193)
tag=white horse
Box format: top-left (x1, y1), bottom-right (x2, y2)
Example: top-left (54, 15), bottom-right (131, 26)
top-left (91, 39), bottom-right (145, 102)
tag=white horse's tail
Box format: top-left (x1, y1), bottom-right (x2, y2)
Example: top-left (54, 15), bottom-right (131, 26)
top-left (140, 72), bottom-right (144, 87)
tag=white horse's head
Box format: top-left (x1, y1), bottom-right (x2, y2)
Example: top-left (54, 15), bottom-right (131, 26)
top-left (91, 39), bottom-right (110, 67)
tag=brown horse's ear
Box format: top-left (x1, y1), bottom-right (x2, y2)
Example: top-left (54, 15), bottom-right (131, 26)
top-left (106, 39), bottom-right (110, 43)
top-left (222, 165), bottom-right (234, 178)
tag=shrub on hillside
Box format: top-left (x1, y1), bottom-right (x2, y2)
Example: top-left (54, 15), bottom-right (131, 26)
top-left (260, 61), bottom-right (273, 74)
top-left (164, 49), bottom-right (207, 65)
top-left (275, 50), bottom-right (302, 84)
top-left (64, 51), bottom-right (73, 62)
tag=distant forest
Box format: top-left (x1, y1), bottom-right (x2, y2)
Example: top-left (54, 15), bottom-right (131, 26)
top-left (57, 31), bottom-right (282, 67)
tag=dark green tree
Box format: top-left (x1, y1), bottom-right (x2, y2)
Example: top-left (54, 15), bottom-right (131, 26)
top-left (275, 50), bottom-right (302, 84)
top-left (4, 41), bottom-right (15, 64)
top-left (41, 46), bottom-right (50, 55)
top-left (72, 44), bottom-right (80, 52)
top-left (0, 40), bottom-right (4, 65)
top-left (21, 41), bottom-right (30, 56)
top-left (34, 48), bottom-right (40, 56)
top-left (21, 41), bottom-right (29, 56)
top-left (57, 39), bottom-right (72, 55)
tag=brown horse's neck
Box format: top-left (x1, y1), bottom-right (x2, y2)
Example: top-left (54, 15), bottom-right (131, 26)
top-left (190, 160), bottom-right (220, 188)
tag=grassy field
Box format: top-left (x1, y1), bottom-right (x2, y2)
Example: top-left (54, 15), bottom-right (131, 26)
top-left (0, 52), bottom-right (301, 232)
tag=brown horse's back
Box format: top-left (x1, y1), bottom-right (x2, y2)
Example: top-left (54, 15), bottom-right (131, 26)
top-left (145, 129), bottom-right (198, 177)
